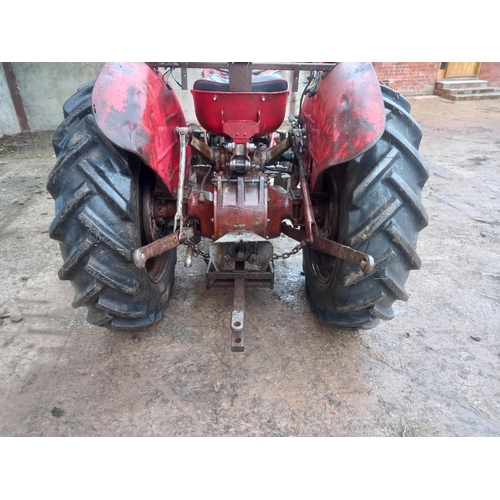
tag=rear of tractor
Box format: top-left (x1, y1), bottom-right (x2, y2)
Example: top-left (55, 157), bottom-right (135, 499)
top-left (47, 62), bottom-right (428, 351)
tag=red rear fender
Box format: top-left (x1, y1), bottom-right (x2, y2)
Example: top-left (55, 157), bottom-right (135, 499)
top-left (92, 62), bottom-right (187, 195)
top-left (301, 62), bottom-right (385, 191)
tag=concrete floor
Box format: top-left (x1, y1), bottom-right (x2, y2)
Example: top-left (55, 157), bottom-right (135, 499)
top-left (1, 96), bottom-right (499, 436)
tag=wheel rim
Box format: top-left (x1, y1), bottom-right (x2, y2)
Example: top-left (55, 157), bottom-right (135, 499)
top-left (141, 171), bottom-right (170, 284)
top-left (309, 171), bottom-right (343, 284)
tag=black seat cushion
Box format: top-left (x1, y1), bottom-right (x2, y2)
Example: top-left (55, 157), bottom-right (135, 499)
top-left (193, 73), bottom-right (288, 93)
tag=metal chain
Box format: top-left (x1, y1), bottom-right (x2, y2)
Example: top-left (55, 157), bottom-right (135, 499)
top-left (272, 238), bottom-right (311, 261)
top-left (184, 239), bottom-right (210, 263)
top-left (184, 238), bottom-right (311, 263)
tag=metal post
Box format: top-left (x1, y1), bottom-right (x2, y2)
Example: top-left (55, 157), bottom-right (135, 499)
top-left (2, 63), bottom-right (29, 132)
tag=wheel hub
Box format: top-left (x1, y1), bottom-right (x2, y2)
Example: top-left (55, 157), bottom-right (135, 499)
top-left (141, 173), bottom-right (170, 284)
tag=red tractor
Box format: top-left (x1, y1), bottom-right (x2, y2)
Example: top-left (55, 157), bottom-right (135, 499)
top-left (47, 62), bottom-right (428, 351)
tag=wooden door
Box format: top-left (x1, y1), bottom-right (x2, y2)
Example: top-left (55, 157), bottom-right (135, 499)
top-left (444, 62), bottom-right (481, 78)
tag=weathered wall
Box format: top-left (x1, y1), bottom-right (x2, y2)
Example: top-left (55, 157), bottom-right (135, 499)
top-left (479, 63), bottom-right (500, 86)
top-left (11, 62), bottom-right (104, 131)
top-left (0, 65), bottom-right (21, 136)
top-left (372, 62), bottom-right (440, 96)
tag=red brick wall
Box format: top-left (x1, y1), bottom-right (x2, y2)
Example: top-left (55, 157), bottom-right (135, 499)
top-left (372, 62), bottom-right (440, 96)
top-left (479, 63), bottom-right (500, 86)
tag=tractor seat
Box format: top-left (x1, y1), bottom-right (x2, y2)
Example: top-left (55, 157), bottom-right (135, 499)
top-left (193, 72), bottom-right (288, 93)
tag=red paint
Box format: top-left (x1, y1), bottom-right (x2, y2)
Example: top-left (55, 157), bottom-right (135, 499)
top-left (479, 62), bottom-right (500, 86)
top-left (373, 62), bottom-right (440, 95)
top-left (213, 174), bottom-right (268, 238)
top-left (266, 185), bottom-right (293, 238)
top-left (92, 62), bottom-right (188, 195)
top-left (301, 62), bottom-right (386, 191)
top-left (191, 90), bottom-right (289, 142)
top-left (186, 189), bottom-right (215, 238)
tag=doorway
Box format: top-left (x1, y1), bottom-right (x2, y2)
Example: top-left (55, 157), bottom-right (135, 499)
top-left (438, 62), bottom-right (481, 79)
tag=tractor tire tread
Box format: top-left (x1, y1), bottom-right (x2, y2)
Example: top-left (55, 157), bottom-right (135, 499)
top-left (47, 82), bottom-right (175, 331)
top-left (303, 85), bottom-right (428, 329)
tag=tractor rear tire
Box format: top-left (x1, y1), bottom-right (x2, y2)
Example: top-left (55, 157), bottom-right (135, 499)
top-left (47, 82), bottom-right (176, 330)
top-left (303, 85), bottom-right (428, 329)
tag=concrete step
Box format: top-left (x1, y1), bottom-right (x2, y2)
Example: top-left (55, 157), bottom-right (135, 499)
top-left (450, 86), bottom-right (498, 94)
top-left (438, 91), bottom-right (500, 101)
top-left (435, 79), bottom-right (488, 90)
top-left (434, 87), bottom-right (499, 98)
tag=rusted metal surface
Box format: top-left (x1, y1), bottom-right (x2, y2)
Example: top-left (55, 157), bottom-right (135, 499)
top-left (184, 237), bottom-right (210, 264)
top-left (189, 135), bottom-right (214, 163)
top-left (300, 170), bottom-right (317, 241)
top-left (213, 147), bottom-right (230, 173)
top-left (267, 185), bottom-right (293, 238)
top-left (186, 189), bottom-right (215, 238)
top-left (2, 62), bottom-right (29, 132)
top-left (272, 238), bottom-right (311, 261)
top-left (184, 245), bottom-right (194, 268)
top-left (181, 65), bottom-right (188, 91)
top-left (149, 62), bottom-right (338, 72)
top-left (92, 62), bottom-right (188, 196)
top-left (141, 174), bottom-right (173, 283)
top-left (152, 201), bottom-right (176, 222)
top-left (264, 135), bottom-right (291, 167)
top-left (291, 67), bottom-right (301, 93)
top-left (205, 263), bottom-right (275, 289)
top-left (280, 223), bottom-right (307, 243)
top-left (280, 224), bottom-right (374, 273)
top-left (290, 127), bottom-right (318, 241)
top-left (228, 142), bottom-right (253, 173)
top-left (282, 150), bottom-right (376, 274)
top-left (301, 62), bottom-right (386, 191)
top-left (312, 235), bottom-right (375, 273)
top-left (213, 174), bottom-right (268, 239)
top-left (231, 279), bottom-right (245, 352)
top-left (209, 232), bottom-right (273, 273)
top-left (174, 127), bottom-right (189, 231)
top-left (133, 227), bottom-right (194, 269)
top-left (228, 63), bottom-right (252, 92)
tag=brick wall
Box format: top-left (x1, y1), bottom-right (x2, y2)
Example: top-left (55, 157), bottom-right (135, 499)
top-left (372, 62), bottom-right (440, 96)
top-left (479, 63), bottom-right (500, 86)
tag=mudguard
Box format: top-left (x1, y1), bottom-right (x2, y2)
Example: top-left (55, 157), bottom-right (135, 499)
top-left (301, 62), bottom-right (386, 191)
top-left (92, 62), bottom-right (187, 195)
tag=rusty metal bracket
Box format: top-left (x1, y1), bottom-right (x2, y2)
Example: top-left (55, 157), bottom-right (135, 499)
top-left (174, 127), bottom-right (190, 232)
top-left (291, 67), bottom-right (301, 93)
top-left (133, 227), bottom-right (194, 269)
top-left (231, 279), bottom-right (245, 352)
top-left (281, 223), bottom-right (374, 273)
top-left (265, 134), bottom-right (291, 166)
top-left (287, 126), bottom-right (374, 273)
top-left (228, 63), bottom-right (252, 92)
top-left (205, 256), bottom-right (274, 352)
top-left (312, 234), bottom-right (375, 273)
top-left (189, 134), bottom-right (214, 164)
top-left (290, 127), bottom-right (317, 241)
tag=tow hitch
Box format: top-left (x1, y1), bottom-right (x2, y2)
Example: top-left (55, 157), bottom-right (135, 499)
top-left (206, 232), bottom-right (274, 352)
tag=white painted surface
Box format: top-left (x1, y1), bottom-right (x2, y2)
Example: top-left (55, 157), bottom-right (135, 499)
top-left (0, 65), bottom-right (21, 136)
